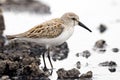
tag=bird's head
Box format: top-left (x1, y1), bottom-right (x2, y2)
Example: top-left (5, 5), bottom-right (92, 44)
top-left (61, 12), bottom-right (92, 32)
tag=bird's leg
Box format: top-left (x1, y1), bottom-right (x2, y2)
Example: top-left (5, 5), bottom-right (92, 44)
top-left (42, 52), bottom-right (48, 71)
top-left (47, 47), bottom-right (53, 75)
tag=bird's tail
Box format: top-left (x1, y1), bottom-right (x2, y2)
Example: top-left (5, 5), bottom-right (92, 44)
top-left (6, 35), bottom-right (17, 40)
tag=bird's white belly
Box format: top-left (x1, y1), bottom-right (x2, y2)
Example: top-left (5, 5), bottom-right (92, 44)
top-left (18, 27), bottom-right (74, 47)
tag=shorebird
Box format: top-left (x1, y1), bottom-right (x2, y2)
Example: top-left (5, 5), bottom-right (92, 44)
top-left (7, 12), bottom-right (92, 74)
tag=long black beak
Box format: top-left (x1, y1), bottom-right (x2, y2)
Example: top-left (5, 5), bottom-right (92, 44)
top-left (78, 21), bottom-right (92, 32)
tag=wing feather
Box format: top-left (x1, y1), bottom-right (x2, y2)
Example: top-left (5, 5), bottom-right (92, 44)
top-left (7, 18), bottom-right (64, 39)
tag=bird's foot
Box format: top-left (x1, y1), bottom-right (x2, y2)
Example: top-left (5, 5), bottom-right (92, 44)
top-left (43, 67), bottom-right (54, 75)
top-left (43, 67), bottom-right (49, 71)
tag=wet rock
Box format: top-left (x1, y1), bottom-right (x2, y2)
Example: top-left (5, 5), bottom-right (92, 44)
top-left (2, 40), bottom-right (46, 79)
top-left (81, 50), bottom-right (91, 58)
top-left (0, 36), bottom-right (5, 53)
top-left (99, 61), bottom-right (117, 67)
top-left (0, 8), bottom-right (5, 53)
top-left (0, 8), bottom-right (5, 31)
top-left (93, 39), bottom-right (107, 53)
top-left (4, 39), bottom-right (46, 57)
top-left (57, 68), bottom-right (80, 79)
top-left (80, 71), bottom-right (93, 79)
top-left (112, 48), bottom-right (119, 53)
top-left (4, 40), bottom-right (69, 60)
top-left (108, 67), bottom-right (116, 73)
top-left (52, 42), bottom-right (69, 61)
top-left (0, 52), bottom-right (49, 79)
top-left (1, 38), bottom-right (70, 79)
top-left (0, 0), bottom-right (51, 14)
top-left (98, 24), bottom-right (107, 33)
top-left (76, 61), bottom-right (81, 69)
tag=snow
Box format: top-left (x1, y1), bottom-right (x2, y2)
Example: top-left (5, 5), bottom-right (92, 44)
top-left (3, 0), bottom-right (120, 80)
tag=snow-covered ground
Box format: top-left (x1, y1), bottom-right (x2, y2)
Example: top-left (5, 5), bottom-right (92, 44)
top-left (3, 0), bottom-right (120, 80)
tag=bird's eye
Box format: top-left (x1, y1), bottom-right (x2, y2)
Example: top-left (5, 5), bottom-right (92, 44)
top-left (71, 18), bottom-right (76, 20)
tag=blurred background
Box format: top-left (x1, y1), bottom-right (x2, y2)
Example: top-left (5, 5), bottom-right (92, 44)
top-left (1, 0), bottom-right (120, 80)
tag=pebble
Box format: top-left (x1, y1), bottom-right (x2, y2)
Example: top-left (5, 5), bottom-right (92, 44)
top-left (93, 39), bottom-right (107, 53)
top-left (108, 67), bottom-right (116, 73)
top-left (76, 61), bottom-right (81, 69)
top-left (57, 68), bottom-right (80, 79)
top-left (76, 53), bottom-right (80, 57)
top-left (112, 48), bottom-right (119, 53)
top-left (99, 61), bottom-right (117, 67)
top-left (82, 50), bottom-right (91, 58)
top-left (98, 24), bottom-right (107, 33)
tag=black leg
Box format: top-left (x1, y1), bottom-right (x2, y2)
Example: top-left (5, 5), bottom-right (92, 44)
top-left (47, 48), bottom-right (53, 75)
top-left (42, 53), bottom-right (48, 71)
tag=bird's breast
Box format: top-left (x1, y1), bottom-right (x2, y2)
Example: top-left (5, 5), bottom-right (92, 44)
top-left (53, 26), bottom-right (74, 45)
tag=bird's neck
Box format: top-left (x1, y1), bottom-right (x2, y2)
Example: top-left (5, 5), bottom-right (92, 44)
top-left (62, 20), bottom-right (74, 28)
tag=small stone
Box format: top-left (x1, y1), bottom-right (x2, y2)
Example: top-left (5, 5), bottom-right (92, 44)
top-left (76, 53), bottom-right (80, 57)
top-left (76, 61), bottom-right (81, 69)
top-left (57, 68), bottom-right (80, 79)
top-left (94, 40), bottom-right (106, 48)
top-left (109, 61), bottom-right (117, 67)
top-left (112, 48), bottom-right (119, 53)
top-left (93, 39), bottom-right (107, 53)
top-left (98, 24), bottom-right (107, 33)
top-left (108, 67), bottom-right (116, 72)
top-left (99, 61), bottom-right (109, 67)
top-left (99, 61), bottom-right (117, 67)
top-left (82, 50), bottom-right (91, 58)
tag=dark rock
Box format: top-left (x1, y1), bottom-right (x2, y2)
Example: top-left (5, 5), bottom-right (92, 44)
top-left (98, 24), bottom-right (107, 33)
top-left (109, 61), bottom-right (117, 67)
top-left (4, 40), bottom-right (46, 57)
top-left (0, 53), bottom-right (47, 80)
top-left (93, 39), bottom-right (107, 53)
top-left (0, 36), bottom-right (6, 53)
top-left (108, 67), bottom-right (116, 73)
top-left (112, 48), bottom-right (119, 53)
top-left (94, 40), bottom-right (106, 48)
top-left (81, 50), bottom-right (91, 58)
top-left (0, 8), bottom-right (5, 31)
top-left (99, 61), bottom-right (117, 67)
top-left (0, 52), bottom-right (49, 79)
top-left (57, 68), bottom-right (80, 79)
top-left (80, 71), bottom-right (93, 79)
top-left (99, 61), bottom-right (109, 67)
top-left (0, 0), bottom-right (51, 14)
top-left (76, 53), bottom-right (80, 57)
top-left (1, 38), bottom-right (70, 79)
top-left (52, 42), bottom-right (69, 61)
top-left (76, 61), bottom-right (81, 69)
top-left (0, 8), bottom-right (5, 53)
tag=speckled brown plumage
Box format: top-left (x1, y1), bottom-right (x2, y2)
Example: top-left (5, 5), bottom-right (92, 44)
top-left (9, 18), bottom-right (64, 39)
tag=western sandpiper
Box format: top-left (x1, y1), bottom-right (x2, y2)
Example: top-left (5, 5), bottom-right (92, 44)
top-left (7, 12), bottom-right (92, 74)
